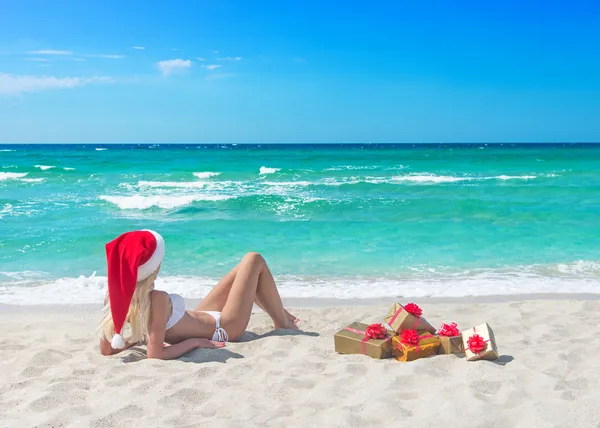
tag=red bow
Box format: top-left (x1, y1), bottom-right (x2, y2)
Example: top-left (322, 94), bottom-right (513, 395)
top-left (404, 303), bottom-right (422, 317)
top-left (400, 329), bottom-right (420, 345)
top-left (438, 322), bottom-right (460, 337)
top-left (467, 334), bottom-right (487, 354)
top-left (365, 323), bottom-right (387, 340)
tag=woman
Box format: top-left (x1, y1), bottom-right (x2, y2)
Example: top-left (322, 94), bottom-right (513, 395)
top-left (99, 230), bottom-right (299, 360)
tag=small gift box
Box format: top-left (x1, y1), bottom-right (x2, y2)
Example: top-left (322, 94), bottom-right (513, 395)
top-left (437, 322), bottom-right (464, 355)
top-left (384, 302), bottom-right (436, 334)
top-left (334, 322), bottom-right (395, 359)
top-left (392, 329), bottom-right (440, 362)
top-left (461, 323), bottom-right (499, 361)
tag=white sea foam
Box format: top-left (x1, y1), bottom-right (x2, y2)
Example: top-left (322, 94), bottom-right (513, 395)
top-left (259, 166), bottom-right (281, 175)
top-left (34, 165), bottom-right (55, 171)
top-left (325, 165), bottom-right (381, 171)
top-left (0, 172), bottom-right (28, 181)
top-left (20, 178), bottom-right (45, 183)
top-left (0, 203), bottom-right (12, 218)
top-left (2, 261), bottom-right (600, 304)
top-left (392, 174), bottom-right (472, 183)
top-left (63, 167), bottom-right (76, 171)
top-left (95, 148), bottom-right (107, 151)
top-left (495, 175), bottom-right (536, 180)
top-left (193, 172), bottom-right (221, 179)
top-left (100, 194), bottom-right (235, 210)
top-left (0, 149), bottom-right (15, 152)
top-left (138, 180), bottom-right (210, 189)
top-left (262, 181), bottom-right (313, 188)
top-left (391, 173), bottom-right (540, 184)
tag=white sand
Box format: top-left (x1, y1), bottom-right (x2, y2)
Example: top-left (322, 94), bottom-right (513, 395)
top-left (1, 298), bottom-right (600, 427)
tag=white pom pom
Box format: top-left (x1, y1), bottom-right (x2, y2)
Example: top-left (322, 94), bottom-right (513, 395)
top-left (111, 333), bottom-right (126, 349)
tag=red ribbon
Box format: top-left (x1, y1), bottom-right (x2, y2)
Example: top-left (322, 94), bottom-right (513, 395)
top-left (399, 329), bottom-right (433, 353)
top-left (365, 323), bottom-right (387, 340)
top-left (466, 334), bottom-right (488, 354)
top-left (404, 303), bottom-right (423, 317)
top-left (438, 322), bottom-right (460, 337)
top-left (465, 327), bottom-right (489, 356)
top-left (389, 302), bottom-right (423, 327)
top-left (345, 326), bottom-right (391, 355)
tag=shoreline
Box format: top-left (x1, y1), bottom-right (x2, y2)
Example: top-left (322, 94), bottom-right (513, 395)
top-left (2, 291), bottom-right (600, 313)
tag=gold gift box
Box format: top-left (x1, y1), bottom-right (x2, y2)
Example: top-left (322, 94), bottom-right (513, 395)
top-left (384, 302), bottom-right (436, 334)
top-left (334, 322), bottom-right (396, 359)
top-left (392, 332), bottom-right (440, 362)
top-left (437, 335), bottom-right (464, 355)
top-left (461, 323), bottom-right (499, 361)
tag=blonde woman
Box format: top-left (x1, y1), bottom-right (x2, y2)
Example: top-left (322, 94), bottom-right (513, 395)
top-left (99, 230), bottom-right (299, 359)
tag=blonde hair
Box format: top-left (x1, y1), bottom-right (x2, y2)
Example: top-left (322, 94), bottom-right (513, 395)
top-left (99, 268), bottom-right (159, 344)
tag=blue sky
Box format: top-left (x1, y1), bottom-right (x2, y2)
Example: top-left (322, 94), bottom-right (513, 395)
top-left (0, 0), bottom-right (599, 143)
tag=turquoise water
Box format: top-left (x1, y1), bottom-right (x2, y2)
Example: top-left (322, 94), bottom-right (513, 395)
top-left (1, 143), bottom-right (600, 303)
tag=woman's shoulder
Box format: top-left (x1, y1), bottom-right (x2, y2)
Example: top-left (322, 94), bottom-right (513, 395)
top-left (150, 289), bottom-right (170, 305)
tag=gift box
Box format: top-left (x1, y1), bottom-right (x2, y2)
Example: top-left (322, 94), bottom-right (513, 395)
top-left (461, 323), bottom-right (499, 361)
top-left (392, 329), bottom-right (441, 362)
top-left (437, 322), bottom-right (464, 355)
top-left (384, 302), bottom-right (436, 334)
top-left (334, 322), bottom-right (395, 359)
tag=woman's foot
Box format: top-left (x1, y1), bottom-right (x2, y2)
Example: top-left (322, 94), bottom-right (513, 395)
top-left (274, 310), bottom-right (300, 330)
top-left (285, 309), bottom-right (301, 327)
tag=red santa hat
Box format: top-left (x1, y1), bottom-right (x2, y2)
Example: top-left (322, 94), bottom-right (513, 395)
top-left (105, 230), bottom-right (165, 349)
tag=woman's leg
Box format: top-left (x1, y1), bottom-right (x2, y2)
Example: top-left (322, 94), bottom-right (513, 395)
top-left (195, 261), bottom-right (300, 325)
top-left (194, 265), bottom-right (239, 311)
top-left (220, 252), bottom-right (296, 341)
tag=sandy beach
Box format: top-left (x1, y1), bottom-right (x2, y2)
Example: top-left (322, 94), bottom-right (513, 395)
top-left (1, 296), bottom-right (600, 428)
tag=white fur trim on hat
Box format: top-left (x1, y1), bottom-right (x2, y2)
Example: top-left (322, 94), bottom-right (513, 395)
top-left (137, 230), bottom-right (165, 281)
top-left (111, 333), bottom-right (126, 349)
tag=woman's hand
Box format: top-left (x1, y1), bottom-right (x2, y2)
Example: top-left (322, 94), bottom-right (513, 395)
top-left (193, 338), bottom-right (226, 349)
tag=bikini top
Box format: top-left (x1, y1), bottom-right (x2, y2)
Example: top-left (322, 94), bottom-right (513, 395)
top-left (166, 293), bottom-right (186, 330)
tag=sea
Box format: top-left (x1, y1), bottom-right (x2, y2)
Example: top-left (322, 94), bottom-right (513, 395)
top-left (1, 143), bottom-right (599, 304)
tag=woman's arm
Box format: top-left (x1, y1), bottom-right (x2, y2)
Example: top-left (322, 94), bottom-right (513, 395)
top-left (146, 291), bottom-right (224, 360)
top-left (99, 337), bottom-right (136, 356)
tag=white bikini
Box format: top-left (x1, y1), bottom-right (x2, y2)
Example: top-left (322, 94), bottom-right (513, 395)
top-left (165, 293), bottom-right (228, 342)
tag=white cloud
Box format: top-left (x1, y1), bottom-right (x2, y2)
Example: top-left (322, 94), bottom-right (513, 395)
top-left (217, 56), bottom-right (242, 61)
top-left (0, 73), bottom-right (114, 96)
top-left (85, 54), bottom-right (125, 59)
top-left (25, 58), bottom-right (50, 62)
top-left (201, 64), bottom-right (222, 71)
top-left (27, 50), bottom-right (73, 55)
top-left (156, 59), bottom-right (192, 76)
top-left (196, 57), bottom-right (206, 61)
top-left (132, 46), bottom-right (145, 50)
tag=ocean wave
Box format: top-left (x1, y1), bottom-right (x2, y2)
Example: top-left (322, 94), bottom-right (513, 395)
top-left (20, 178), bottom-right (45, 183)
top-left (34, 165), bottom-right (55, 171)
top-left (2, 260), bottom-right (600, 304)
top-left (0, 149), bottom-right (15, 152)
top-left (193, 172), bottom-right (221, 179)
top-left (0, 203), bottom-right (12, 218)
top-left (391, 173), bottom-right (540, 184)
top-left (495, 175), bottom-right (537, 180)
top-left (392, 174), bottom-right (470, 183)
top-left (325, 165), bottom-right (382, 171)
top-left (95, 148), bottom-right (107, 151)
top-left (63, 167), bottom-right (76, 171)
top-left (100, 194), bottom-right (235, 210)
top-left (138, 180), bottom-right (211, 189)
top-left (0, 172), bottom-right (28, 181)
top-left (259, 166), bottom-right (281, 175)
